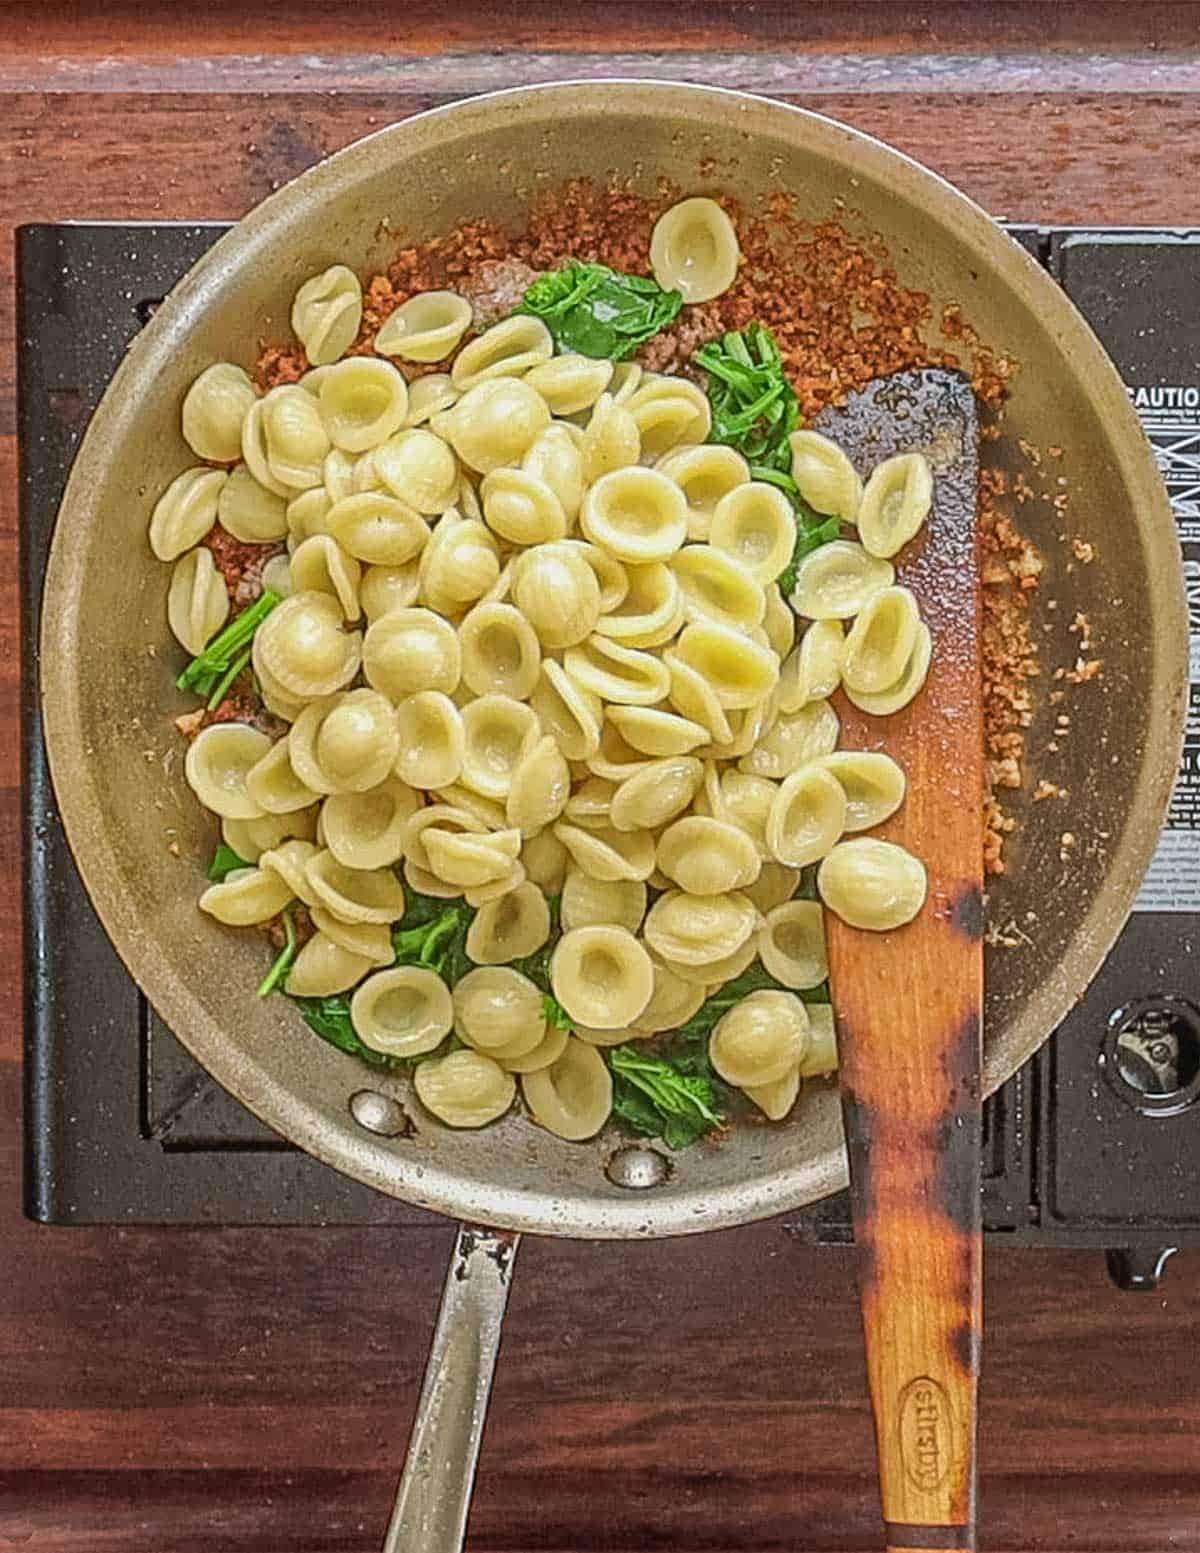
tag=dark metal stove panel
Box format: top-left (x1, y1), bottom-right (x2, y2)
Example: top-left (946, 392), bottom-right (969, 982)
top-left (16, 220), bottom-right (1197, 1274)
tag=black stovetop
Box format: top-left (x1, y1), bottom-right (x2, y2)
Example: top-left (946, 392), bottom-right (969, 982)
top-left (18, 221), bottom-right (1200, 1288)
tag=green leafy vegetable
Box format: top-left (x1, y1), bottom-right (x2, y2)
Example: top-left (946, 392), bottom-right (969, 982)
top-left (696, 324), bottom-right (843, 591)
top-left (542, 993), bottom-right (572, 1029)
top-left (518, 261), bottom-right (683, 361)
top-left (673, 959), bottom-right (829, 1045)
top-left (177, 589), bottom-right (281, 703)
top-left (391, 894), bottom-right (475, 986)
top-left (608, 1044), bottom-right (725, 1150)
top-left (257, 906), bottom-right (298, 998)
top-left (292, 994), bottom-right (404, 1069)
top-left (206, 842), bottom-right (251, 883)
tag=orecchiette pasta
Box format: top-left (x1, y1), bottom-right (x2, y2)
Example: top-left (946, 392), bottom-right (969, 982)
top-left (506, 734), bottom-right (570, 835)
top-left (325, 491), bottom-right (429, 567)
top-left (801, 1003), bottom-right (838, 1078)
top-left (149, 466), bottom-right (226, 561)
top-left (625, 376), bottom-right (712, 457)
top-left (642, 890), bottom-right (757, 967)
top-left (650, 197), bottom-right (740, 303)
top-left (182, 363), bottom-right (257, 463)
top-left (593, 561), bottom-right (681, 648)
top-left (465, 881), bottom-right (551, 965)
top-left (419, 514), bottom-right (502, 615)
top-left (553, 821), bottom-right (656, 883)
top-left (779, 620), bottom-right (843, 711)
top-left (656, 815), bottom-right (760, 895)
top-left (222, 807), bottom-right (317, 864)
top-left (286, 932), bottom-right (376, 998)
top-left (405, 372), bottom-right (459, 427)
top-left (288, 688), bottom-right (400, 796)
top-left (199, 865), bottom-right (293, 926)
top-left (550, 925), bottom-right (654, 1029)
top-left (709, 989), bottom-right (809, 1087)
top-left (316, 357), bottom-right (409, 454)
top-left (563, 635), bottom-right (672, 707)
top-left (840, 586), bottom-right (921, 694)
top-left (765, 764), bottom-right (847, 868)
top-left (457, 602), bottom-right (541, 700)
top-left (305, 848), bottom-right (407, 924)
top-left (459, 695), bottom-right (539, 800)
top-left (788, 429), bottom-right (864, 521)
top-left (739, 699), bottom-right (840, 780)
top-left (245, 736), bottom-right (321, 816)
top-left (817, 838), bottom-right (927, 930)
top-left (673, 620), bottom-right (777, 709)
top-left (581, 393), bottom-right (641, 483)
top-left (321, 776), bottom-right (420, 870)
top-left (843, 622), bottom-right (933, 716)
top-left (789, 539), bottom-right (894, 619)
top-left (168, 547), bottom-right (229, 655)
top-left (185, 723), bottom-right (273, 820)
top-left (292, 264), bottom-right (363, 366)
top-left (530, 660), bottom-right (603, 761)
top-left (481, 468), bottom-right (567, 546)
top-left (561, 868), bottom-right (647, 935)
top-left (524, 353), bottom-right (614, 416)
top-left (373, 428), bottom-right (458, 514)
top-left (757, 901), bottom-right (828, 990)
top-left (581, 466), bottom-right (688, 563)
top-left (521, 1038), bottom-right (612, 1141)
top-left (415, 1050), bottom-right (516, 1128)
top-left (288, 535), bottom-right (362, 622)
top-left (657, 443), bottom-right (750, 540)
top-left (609, 755), bottom-right (702, 832)
top-left (604, 704), bottom-right (708, 757)
top-left (521, 424), bottom-right (585, 522)
top-left (451, 314), bottom-right (554, 389)
top-left (708, 482), bottom-right (797, 583)
top-left (375, 290), bottom-right (472, 362)
top-left (672, 544), bottom-right (766, 630)
top-left (219, 464), bottom-right (290, 543)
top-left (432, 377), bottom-right (551, 473)
top-left (363, 608), bottom-right (461, 701)
top-left (393, 691), bottom-right (466, 790)
top-left (359, 560), bottom-right (422, 621)
top-left (260, 384), bottom-right (331, 491)
top-left (512, 542), bottom-right (602, 649)
top-left (815, 751), bottom-right (907, 831)
top-left (857, 452), bottom-right (934, 559)
top-left (453, 967), bottom-right (545, 1056)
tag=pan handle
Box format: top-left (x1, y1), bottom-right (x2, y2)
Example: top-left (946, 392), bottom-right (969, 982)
top-left (381, 1223), bottom-right (520, 1553)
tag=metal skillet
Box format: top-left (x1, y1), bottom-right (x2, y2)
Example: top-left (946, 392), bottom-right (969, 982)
top-left (38, 82), bottom-right (1185, 1548)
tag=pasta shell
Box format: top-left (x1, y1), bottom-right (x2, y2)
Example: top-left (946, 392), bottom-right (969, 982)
top-left (709, 989), bottom-right (809, 1087)
top-left (393, 692), bottom-right (466, 790)
top-left (182, 363), bottom-right (257, 463)
top-left (642, 890), bottom-right (757, 967)
top-left (664, 649), bottom-right (733, 744)
top-left (557, 539), bottom-right (629, 613)
top-left (304, 849), bottom-right (407, 925)
top-left (758, 900), bottom-right (828, 990)
top-left (719, 770), bottom-right (777, 858)
top-left (325, 491), bottom-right (430, 567)
top-left (285, 932), bottom-right (375, 997)
top-left (439, 784), bottom-right (507, 831)
top-left (167, 547), bottom-right (229, 656)
top-left (253, 590), bottom-right (362, 700)
top-left (529, 660), bottom-right (603, 761)
top-left (857, 452), bottom-right (934, 559)
top-left (149, 466), bottom-right (226, 561)
top-left (459, 695), bottom-right (540, 801)
top-left (457, 602), bottom-right (541, 701)
top-left (656, 815), bottom-right (761, 895)
top-left (261, 384), bottom-right (331, 491)
top-left (309, 906), bottom-right (395, 966)
top-left (451, 315), bottom-right (553, 390)
top-left (222, 806), bottom-right (318, 864)
top-left (585, 722), bottom-right (654, 783)
top-left (288, 689), bottom-right (400, 796)
top-left (625, 376), bottom-right (712, 457)
top-left (185, 723), bottom-right (272, 820)
top-left (592, 561), bottom-right (681, 647)
top-left (419, 513), bottom-right (502, 615)
top-left (424, 826), bottom-right (521, 888)
top-left (742, 861), bottom-right (803, 915)
top-left (492, 1022), bottom-right (570, 1075)
top-left (373, 428), bottom-right (459, 514)
top-left (375, 290), bottom-right (472, 363)
top-left (512, 542), bottom-right (602, 651)
top-left (674, 620), bottom-right (777, 710)
top-left (198, 865), bottom-right (292, 926)
top-left (657, 443), bottom-right (750, 541)
top-left (403, 860), bottom-right (464, 900)
top-left (647, 937), bottom-right (758, 989)
top-left (480, 467), bottom-right (567, 547)
top-left (766, 765), bottom-right (847, 867)
top-left (245, 736), bottom-right (322, 815)
top-left (360, 561), bottom-right (422, 621)
top-left (288, 535), bottom-right (362, 622)
top-left (321, 776), bottom-right (421, 870)
top-left (400, 804), bottom-right (485, 873)
top-left (215, 465), bottom-right (288, 546)
top-left (521, 1037), bottom-right (612, 1141)
top-left (553, 822), bottom-right (655, 883)
top-left (789, 540), bottom-right (894, 620)
top-left (465, 860), bottom-right (527, 908)
top-left (581, 467), bottom-right (687, 564)
top-left (562, 636), bottom-right (671, 707)
top-left (291, 263), bottom-right (363, 366)
top-left (814, 751), bottom-right (907, 831)
top-left (349, 965), bottom-right (453, 1057)
top-left (788, 430), bottom-right (864, 521)
top-left (841, 586), bottom-right (921, 694)
top-left (800, 1003), bottom-right (838, 1077)
top-left (319, 357), bottom-right (409, 453)
top-left (506, 734), bottom-right (570, 835)
top-left (432, 377), bottom-right (551, 474)
top-left (466, 881), bottom-right (552, 965)
top-left (635, 955), bottom-right (709, 1033)
top-left (561, 868), bottom-right (647, 935)
top-left (415, 1050), bottom-right (516, 1128)
top-left (285, 486), bottom-right (332, 548)
top-left (708, 482), bottom-right (797, 584)
top-left (672, 544), bottom-right (766, 630)
top-left (649, 197), bottom-right (740, 303)
top-left (609, 756), bottom-right (702, 832)
top-left (405, 372), bottom-right (459, 427)
top-left (521, 829), bottom-right (570, 895)
top-left (524, 354), bottom-right (614, 416)
top-left (521, 424), bottom-right (586, 523)
top-left (363, 607), bottom-right (461, 700)
top-left (743, 1065), bottom-right (802, 1121)
top-left (739, 699), bottom-right (840, 780)
top-left (550, 925), bottom-right (654, 1030)
top-left (581, 393), bottom-right (641, 484)
top-left (604, 704), bottom-right (708, 757)
top-left (779, 621), bottom-right (844, 712)
top-left (762, 583), bottom-right (796, 659)
top-left (817, 838), bottom-right (927, 930)
top-left (453, 967), bottom-right (545, 1056)
top-left (564, 776), bottom-right (616, 831)
top-left (843, 622), bottom-right (933, 717)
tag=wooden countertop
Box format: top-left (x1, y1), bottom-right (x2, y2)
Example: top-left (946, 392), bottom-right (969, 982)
top-left (3, 5), bottom-right (1199, 1549)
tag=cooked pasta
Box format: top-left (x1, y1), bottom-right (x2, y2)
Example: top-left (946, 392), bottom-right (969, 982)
top-left (161, 213), bottom-right (949, 1151)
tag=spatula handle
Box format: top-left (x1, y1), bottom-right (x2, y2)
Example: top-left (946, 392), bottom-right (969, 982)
top-left (840, 1001), bottom-right (982, 1552)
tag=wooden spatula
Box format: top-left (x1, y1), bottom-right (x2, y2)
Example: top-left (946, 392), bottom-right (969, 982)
top-left (814, 370), bottom-right (984, 1553)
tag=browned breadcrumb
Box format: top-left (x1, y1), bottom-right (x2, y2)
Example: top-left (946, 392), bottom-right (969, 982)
top-left (1033, 779), bottom-right (1066, 801)
top-left (1066, 657), bottom-right (1104, 684)
top-left (1072, 537), bottom-right (1095, 564)
top-left (1069, 610), bottom-right (1093, 649)
top-left (203, 521), bottom-right (284, 605)
top-left (174, 678), bottom-right (286, 743)
top-left (254, 180), bottom-right (1037, 873)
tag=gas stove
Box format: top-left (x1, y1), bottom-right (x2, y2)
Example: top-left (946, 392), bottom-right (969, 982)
top-left (18, 221), bottom-right (1200, 1286)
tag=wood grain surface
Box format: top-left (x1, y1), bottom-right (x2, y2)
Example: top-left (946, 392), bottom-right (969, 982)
top-left (3, 7), bottom-right (1200, 1551)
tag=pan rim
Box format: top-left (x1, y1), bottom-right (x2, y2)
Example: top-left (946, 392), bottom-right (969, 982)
top-left (39, 80), bottom-right (1186, 1237)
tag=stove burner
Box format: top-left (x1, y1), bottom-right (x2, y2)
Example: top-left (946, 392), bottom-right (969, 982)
top-left (1105, 996), bottom-right (1200, 1114)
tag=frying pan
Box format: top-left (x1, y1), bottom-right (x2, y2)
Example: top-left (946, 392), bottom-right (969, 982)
top-left (39, 82), bottom-right (1185, 1547)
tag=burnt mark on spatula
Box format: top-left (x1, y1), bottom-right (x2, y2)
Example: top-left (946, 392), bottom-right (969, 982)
top-left (950, 883), bottom-right (985, 942)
